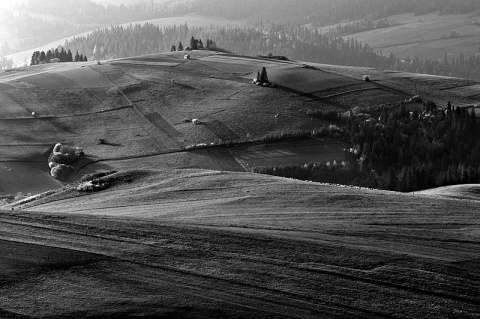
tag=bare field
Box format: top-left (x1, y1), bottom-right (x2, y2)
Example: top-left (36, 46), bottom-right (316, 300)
top-left (0, 92), bottom-right (29, 118)
top-left (0, 169), bottom-right (478, 318)
top-left (230, 138), bottom-right (345, 168)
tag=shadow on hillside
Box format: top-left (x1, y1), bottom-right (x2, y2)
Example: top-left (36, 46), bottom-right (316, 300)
top-left (173, 82), bottom-right (195, 90)
top-left (73, 156), bottom-right (114, 177)
top-left (98, 141), bottom-right (122, 147)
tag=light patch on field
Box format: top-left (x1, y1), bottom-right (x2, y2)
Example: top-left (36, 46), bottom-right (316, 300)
top-left (0, 93), bottom-right (30, 118)
top-left (22, 72), bottom-right (78, 89)
top-left (112, 60), bottom-right (180, 67)
top-left (257, 66), bottom-right (359, 94)
top-left (200, 55), bottom-right (283, 74)
top-left (200, 55), bottom-right (281, 66)
top-left (56, 67), bottom-right (113, 88)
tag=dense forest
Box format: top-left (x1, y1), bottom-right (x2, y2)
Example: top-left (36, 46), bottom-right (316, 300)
top-left (255, 102), bottom-right (480, 192)
top-left (62, 22), bottom-right (480, 80)
top-left (3, 0), bottom-right (480, 55)
top-left (165, 0), bottom-right (480, 25)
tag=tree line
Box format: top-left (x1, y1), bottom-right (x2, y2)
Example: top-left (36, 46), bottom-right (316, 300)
top-left (255, 102), bottom-right (480, 192)
top-left (31, 47), bottom-right (87, 65)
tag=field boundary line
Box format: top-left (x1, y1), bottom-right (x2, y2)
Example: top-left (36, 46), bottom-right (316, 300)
top-left (317, 87), bottom-right (381, 98)
top-left (0, 104), bottom-right (133, 120)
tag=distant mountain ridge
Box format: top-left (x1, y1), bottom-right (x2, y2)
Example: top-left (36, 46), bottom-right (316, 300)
top-left (4, 0), bottom-right (480, 57)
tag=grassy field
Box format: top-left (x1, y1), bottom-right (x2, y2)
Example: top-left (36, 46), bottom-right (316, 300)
top-left (2, 51), bottom-right (480, 196)
top-left (1, 51), bottom-right (480, 317)
top-left (0, 169), bottom-right (479, 318)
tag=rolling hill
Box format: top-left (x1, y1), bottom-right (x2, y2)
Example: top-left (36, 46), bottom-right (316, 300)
top-left (0, 51), bottom-right (479, 318)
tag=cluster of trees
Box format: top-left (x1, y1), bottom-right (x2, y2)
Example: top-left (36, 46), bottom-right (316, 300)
top-left (171, 36), bottom-right (216, 52)
top-left (31, 47), bottom-right (87, 65)
top-left (256, 102), bottom-right (480, 192)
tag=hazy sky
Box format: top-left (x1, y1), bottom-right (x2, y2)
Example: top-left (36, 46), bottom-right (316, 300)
top-left (0, 0), bottom-right (160, 10)
top-left (0, 0), bottom-right (16, 9)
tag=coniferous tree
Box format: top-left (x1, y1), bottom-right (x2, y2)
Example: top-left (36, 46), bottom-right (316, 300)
top-left (31, 51), bottom-right (40, 65)
top-left (67, 49), bottom-right (73, 62)
top-left (46, 50), bottom-right (53, 62)
top-left (259, 67), bottom-right (269, 83)
top-left (170, 44), bottom-right (176, 52)
top-left (177, 42), bottom-right (183, 51)
top-left (60, 47), bottom-right (66, 61)
top-left (190, 36), bottom-right (197, 50)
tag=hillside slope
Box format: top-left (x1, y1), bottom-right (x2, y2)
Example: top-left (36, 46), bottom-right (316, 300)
top-left (1, 51), bottom-right (480, 318)
top-left (1, 169), bottom-right (480, 318)
top-left (1, 51), bottom-right (479, 197)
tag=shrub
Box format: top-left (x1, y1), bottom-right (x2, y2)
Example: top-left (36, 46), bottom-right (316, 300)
top-left (50, 164), bottom-right (72, 180)
top-left (80, 170), bottom-right (117, 182)
top-left (76, 180), bottom-right (110, 192)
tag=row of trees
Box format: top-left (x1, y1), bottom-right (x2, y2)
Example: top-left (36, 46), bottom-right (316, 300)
top-left (256, 103), bottom-right (480, 192)
top-left (171, 36), bottom-right (217, 52)
top-left (31, 47), bottom-right (87, 65)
